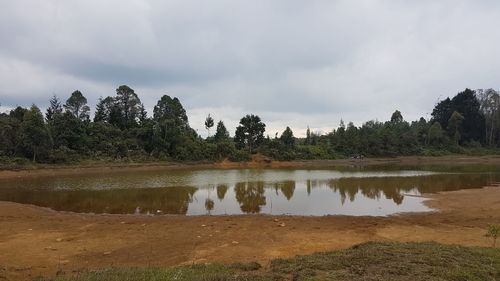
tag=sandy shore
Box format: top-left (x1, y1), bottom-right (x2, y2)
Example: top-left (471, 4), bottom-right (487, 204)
top-left (1, 182), bottom-right (500, 280)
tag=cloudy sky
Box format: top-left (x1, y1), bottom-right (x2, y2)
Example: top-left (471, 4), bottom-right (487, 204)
top-left (1, 1), bottom-right (499, 137)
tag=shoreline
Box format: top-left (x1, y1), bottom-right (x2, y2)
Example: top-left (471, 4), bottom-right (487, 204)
top-left (2, 155), bottom-right (500, 179)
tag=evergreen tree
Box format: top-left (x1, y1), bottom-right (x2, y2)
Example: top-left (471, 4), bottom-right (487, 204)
top-left (432, 89), bottom-right (485, 143)
top-left (45, 95), bottom-right (63, 122)
top-left (428, 122), bottom-right (445, 146)
top-left (115, 85), bottom-right (142, 128)
top-left (451, 89), bottom-right (485, 143)
top-left (153, 95), bottom-right (189, 128)
top-left (138, 103), bottom-right (148, 125)
top-left (205, 114), bottom-right (214, 137)
top-left (214, 120), bottom-right (229, 142)
top-left (280, 126), bottom-right (295, 148)
top-left (20, 105), bottom-right (52, 161)
top-left (93, 97), bottom-right (109, 123)
top-left (390, 110), bottom-right (403, 123)
top-left (152, 95), bottom-right (195, 158)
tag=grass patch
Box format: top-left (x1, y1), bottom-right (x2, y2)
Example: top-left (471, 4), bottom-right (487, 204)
top-left (35, 242), bottom-right (500, 281)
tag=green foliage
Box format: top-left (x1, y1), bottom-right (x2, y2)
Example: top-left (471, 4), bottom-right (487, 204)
top-left (448, 111), bottom-right (464, 144)
top-left (390, 110), bottom-right (403, 123)
top-left (64, 90), bottom-right (90, 121)
top-left (115, 85), bottom-right (142, 128)
top-left (271, 242), bottom-right (500, 281)
top-left (20, 105), bottom-right (52, 161)
top-left (0, 111), bottom-right (22, 157)
top-left (93, 96), bottom-right (112, 123)
top-left (478, 89), bottom-right (500, 146)
top-left (486, 224), bottom-right (500, 247)
top-left (35, 242), bottom-right (500, 281)
top-left (234, 114), bottom-right (266, 153)
top-left (205, 114), bottom-right (214, 136)
top-left (2, 87), bottom-right (500, 164)
top-left (280, 126), bottom-right (295, 148)
top-left (214, 120), bottom-right (230, 142)
top-left (305, 126), bottom-right (311, 145)
top-left (51, 111), bottom-right (88, 152)
top-left (151, 94), bottom-right (202, 160)
top-left (432, 88), bottom-right (485, 143)
top-left (428, 122), bottom-right (446, 147)
top-left (45, 95), bottom-right (63, 122)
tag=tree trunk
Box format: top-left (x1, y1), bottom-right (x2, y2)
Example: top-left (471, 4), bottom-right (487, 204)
top-left (490, 116), bottom-right (495, 146)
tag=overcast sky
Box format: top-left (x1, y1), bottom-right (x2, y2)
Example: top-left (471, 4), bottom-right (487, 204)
top-left (1, 1), bottom-right (500, 137)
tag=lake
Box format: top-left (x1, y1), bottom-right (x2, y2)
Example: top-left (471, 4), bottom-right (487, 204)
top-left (1, 165), bottom-right (499, 216)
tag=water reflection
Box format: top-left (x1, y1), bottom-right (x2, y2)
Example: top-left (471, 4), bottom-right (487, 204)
top-left (273, 181), bottom-right (295, 200)
top-left (0, 186), bottom-right (197, 215)
top-left (235, 181), bottom-right (266, 213)
top-left (0, 168), bottom-right (498, 216)
top-left (216, 184), bottom-right (228, 201)
top-left (205, 198), bottom-right (215, 214)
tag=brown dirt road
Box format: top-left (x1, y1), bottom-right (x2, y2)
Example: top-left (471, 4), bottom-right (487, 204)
top-left (1, 184), bottom-right (500, 281)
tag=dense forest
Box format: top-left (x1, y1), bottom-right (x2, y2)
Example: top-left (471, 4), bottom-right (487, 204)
top-left (1, 86), bottom-right (500, 164)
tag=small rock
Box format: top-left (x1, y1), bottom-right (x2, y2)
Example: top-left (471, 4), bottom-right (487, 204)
top-left (141, 223), bottom-right (146, 227)
top-left (273, 218), bottom-right (279, 222)
top-left (278, 223), bottom-right (286, 227)
top-left (55, 238), bottom-right (63, 242)
top-left (231, 241), bottom-right (239, 245)
top-left (28, 229), bottom-right (33, 231)
top-left (201, 224), bottom-right (207, 227)
top-left (120, 221), bottom-right (126, 224)
top-left (197, 235), bottom-right (201, 238)
top-left (103, 251), bottom-right (112, 256)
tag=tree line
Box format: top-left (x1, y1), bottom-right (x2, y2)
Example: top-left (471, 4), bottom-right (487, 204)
top-left (1, 86), bottom-right (499, 164)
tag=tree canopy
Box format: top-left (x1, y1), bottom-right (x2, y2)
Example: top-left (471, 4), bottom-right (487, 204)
top-left (234, 114), bottom-right (266, 152)
top-left (1, 87), bottom-right (500, 164)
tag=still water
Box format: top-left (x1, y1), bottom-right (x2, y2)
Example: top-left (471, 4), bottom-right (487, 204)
top-left (0, 167), bottom-right (499, 216)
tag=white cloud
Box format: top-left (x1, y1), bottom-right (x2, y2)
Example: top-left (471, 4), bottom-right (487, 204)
top-left (1, 0), bottom-right (500, 136)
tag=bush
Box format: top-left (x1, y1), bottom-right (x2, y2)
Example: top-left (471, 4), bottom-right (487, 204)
top-left (47, 146), bottom-right (79, 164)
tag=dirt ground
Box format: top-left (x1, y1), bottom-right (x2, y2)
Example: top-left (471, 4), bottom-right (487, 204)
top-left (1, 157), bottom-right (500, 280)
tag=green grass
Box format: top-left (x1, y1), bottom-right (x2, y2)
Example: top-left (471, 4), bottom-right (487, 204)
top-left (34, 242), bottom-right (500, 281)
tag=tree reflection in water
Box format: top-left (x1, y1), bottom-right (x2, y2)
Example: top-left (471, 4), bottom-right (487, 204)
top-left (0, 186), bottom-right (198, 214)
top-left (234, 181), bottom-right (266, 213)
top-left (216, 184), bottom-right (228, 201)
top-left (205, 198), bottom-right (215, 214)
top-left (0, 170), bottom-right (497, 215)
top-left (273, 181), bottom-right (295, 200)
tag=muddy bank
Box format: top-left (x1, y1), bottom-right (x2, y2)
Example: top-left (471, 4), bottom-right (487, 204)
top-left (0, 184), bottom-right (499, 281)
top-left (2, 155), bottom-right (500, 180)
